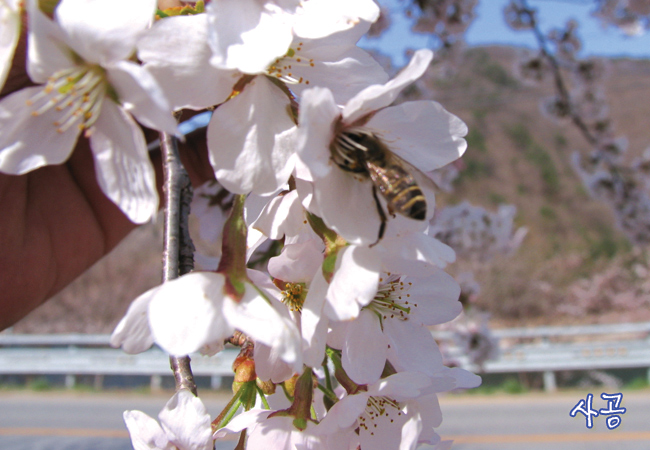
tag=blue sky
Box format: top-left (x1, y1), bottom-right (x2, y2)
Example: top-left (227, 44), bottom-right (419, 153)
top-left (362, 0), bottom-right (650, 66)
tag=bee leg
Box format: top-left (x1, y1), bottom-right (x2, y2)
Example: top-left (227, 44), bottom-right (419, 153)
top-left (370, 184), bottom-right (387, 247)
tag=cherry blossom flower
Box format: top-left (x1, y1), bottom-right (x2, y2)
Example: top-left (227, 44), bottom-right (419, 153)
top-left (0, 0), bottom-right (176, 223)
top-left (296, 49), bottom-right (468, 245)
top-left (123, 389), bottom-right (213, 450)
top-left (0, 0), bottom-right (21, 92)
top-left (316, 371), bottom-right (443, 450)
top-left (111, 269), bottom-right (302, 373)
top-left (206, 0), bottom-right (380, 74)
top-left (139, 13), bottom-right (387, 196)
top-left (327, 271), bottom-right (462, 384)
top-left (215, 409), bottom-right (324, 450)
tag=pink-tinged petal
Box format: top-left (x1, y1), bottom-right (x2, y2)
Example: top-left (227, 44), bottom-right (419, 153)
top-left (0, 1), bottom-right (21, 90)
top-left (412, 393), bottom-right (443, 430)
top-left (107, 61), bottom-right (177, 135)
top-left (159, 390), bottom-right (213, 450)
top-left (254, 342), bottom-right (295, 383)
top-left (325, 246), bottom-right (380, 320)
top-left (385, 322), bottom-right (444, 377)
top-left (403, 272), bottom-right (462, 326)
top-left (341, 310), bottom-right (388, 385)
top-left (317, 393), bottom-right (368, 433)
top-left (110, 292), bottom-right (155, 354)
top-left (253, 190), bottom-right (300, 240)
top-left (138, 14), bottom-right (235, 110)
top-left (207, 76), bottom-right (296, 195)
top-left (223, 284), bottom-right (301, 369)
top-left (26, 0), bottom-right (72, 83)
top-left (400, 411), bottom-right (423, 450)
top-left (370, 371), bottom-right (433, 400)
top-left (296, 87), bottom-right (340, 179)
top-left (89, 101), bottom-right (158, 224)
top-left (268, 240), bottom-right (323, 283)
top-left (379, 233), bottom-right (456, 274)
top-left (366, 101), bottom-right (467, 172)
top-left (358, 400), bottom-right (409, 450)
top-left (55, 0), bottom-right (156, 65)
top-left (293, 0), bottom-right (380, 39)
top-left (0, 87), bottom-right (80, 174)
top-left (214, 409), bottom-right (272, 440)
top-left (207, 0), bottom-right (295, 74)
top-left (288, 36), bottom-right (388, 104)
top-left (123, 410), bottom-right (173, 450)
top-left (444, 367), bottom-right (482, 389)
top-left (147, 272), bottom-right (234, 356)
top-left (342, 49), bottom-right (433, 124)
top-left (325, 320), bottom-right (349, 351)
top-left (312, 167), bottom-right (382, 246)
top-left (301, 268), bottom-right (330, 368)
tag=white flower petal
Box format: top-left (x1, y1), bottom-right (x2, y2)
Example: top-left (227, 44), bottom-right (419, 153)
top-left (0, 86), bottom-right (80, 174)
top-left (0, 0), bottom-right (21, 90)
top-left (317, 393), bottom-right (368, 433)
top-left (26, 0), bottom-right (72, 84)
top-left (402, 272), bottom-right (462, 326)
top-left (223, 282), bottom-right (301, 369)
top-left (107, 61), bottom-right (177, 135)
top-left (379, 233), bottom-right (456, 274)
top-left (254, 342), bottom-right (295, 383)
top-left (400, 411), bottom-right (423, 450)
top-left (367, 101), bottom-right (467, 172)
top-left (159, 390), bottom-right (213, 450)
top-left (268, 240), bottom-right (323, 283)
top-left (207, 0), bottom-right (295, 74)
top-left (110, 291), bottom-right (155, 354)
top-left (301, 268), bottom-right (330, 368)
top-left (55, 0), bottom-right (156, 65)
top-left (287, 32), bottom-right (388, 104)
top-left (312, 166), bottom-right (382, 246)
top-left (444, 367), bottom-right (482, 389)
top-left (296, 87), bottom-right (340, 179)
top-left (341, 310), bottom-right (388, 384)
top-left (325, 246), bottom-right (380, 321)
top-left (369, 371), bottom-right (432, 400)
top-left (138, 14), bottom-right (235, 110)
top-left (147, 272), bottom-right (234, 356)
top-left (207, 76), bottom-right (296, 194)
top-left (293, 0), bottom-right (380, 39)
top-left (342, 49), bottom-right (433, 124)
top-left (385, 322), bottom-right (444, 377)
top-left (253, 190), bottom-right (300, 240)
top-left (89, 101), bottom-right (158, 224)
top-left (123, 410), bottom-right (173, 450)
top-left (214, 409), bottom-right (272, 440)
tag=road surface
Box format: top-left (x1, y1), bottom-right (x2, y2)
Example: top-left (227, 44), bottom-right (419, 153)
top-left (1, 389), bottom-right (649, 449)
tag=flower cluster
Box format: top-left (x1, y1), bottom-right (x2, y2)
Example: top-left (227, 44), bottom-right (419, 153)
top-left (504, 0), bottom-right (650, 245)
top-left (1, 0), bottom-right (479, 448)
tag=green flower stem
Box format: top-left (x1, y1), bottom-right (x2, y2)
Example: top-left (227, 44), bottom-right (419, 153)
top-left (327, 347), bottom-right (362, 395)
top-left (217, 194), bottom-right (248, 300)
top-left (212, 385), bottom-right (245, 430)
top-left (316, 383), bottom-right (339, 404)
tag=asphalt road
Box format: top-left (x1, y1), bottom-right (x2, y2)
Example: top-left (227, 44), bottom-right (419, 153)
top-left (1, 390), bottom-right (649, 449)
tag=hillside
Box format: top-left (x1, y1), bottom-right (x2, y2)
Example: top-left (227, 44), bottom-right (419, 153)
top-left (10, 46), bottom-right (650, 333)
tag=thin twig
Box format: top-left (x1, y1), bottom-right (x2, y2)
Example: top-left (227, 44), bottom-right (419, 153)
top-left (161, 130), bottom-right (198, 395)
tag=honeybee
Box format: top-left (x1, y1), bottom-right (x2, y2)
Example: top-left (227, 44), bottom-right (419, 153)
top-left (331, 127), bottom-right (431, 244)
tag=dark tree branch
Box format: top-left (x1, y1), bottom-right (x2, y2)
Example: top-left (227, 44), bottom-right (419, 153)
top-left (161, 130), bottom-right (198, 396)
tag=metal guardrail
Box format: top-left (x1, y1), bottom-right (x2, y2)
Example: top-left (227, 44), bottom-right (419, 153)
top-left (1, 322), bottom-right (650, 392)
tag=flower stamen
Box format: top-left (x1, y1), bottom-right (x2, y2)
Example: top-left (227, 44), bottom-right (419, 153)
top-left (282, 282), bottom-right (306, 312)
top-left (26, 64), bottom-right (108, 135)
top-left (266, 44), bottom-right (314, 86)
